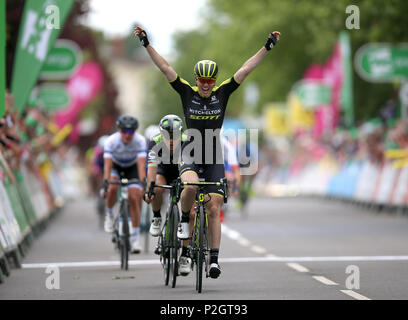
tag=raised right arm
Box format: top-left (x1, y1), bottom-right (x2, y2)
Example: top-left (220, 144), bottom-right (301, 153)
top-left (134, 26), bottom-right (177, 82)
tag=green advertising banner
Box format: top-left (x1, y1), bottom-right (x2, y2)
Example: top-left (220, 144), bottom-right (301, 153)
top-left (355, 43), bottom-right (408, 83)
top-left (292, 80), bottom-right (332, 109)
top-left (10, 0), bottom-right (75, 113)
top-left (0, 0), bottom-right (5, 117)
top-left (36, 83), bottom-right (71, 111)
top-left (40, 39), bottom-right (82, 80)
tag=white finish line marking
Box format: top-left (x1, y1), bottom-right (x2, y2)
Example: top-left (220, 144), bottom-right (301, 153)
top-left (340, 290), bottom-right (371, 300)
top-left (22, 259), bottom-right (160, 269)
top-left (313, 276), bottom-right (338, 286)
top-left (287, 263), bottom-right (309, 273)
top-left (22, 255), bottom-right (408, 269)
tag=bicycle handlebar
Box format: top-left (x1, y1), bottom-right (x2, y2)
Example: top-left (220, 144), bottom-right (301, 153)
top-left (183, 179), bottom-right (229, 203)
top-left (147, 179), bottom-right (183, 202)
top-left (147, 179), bottom-right (229, 203)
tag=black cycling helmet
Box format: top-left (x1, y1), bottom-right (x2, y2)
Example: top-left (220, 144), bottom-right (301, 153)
top-left (159, 114), bottom-right (183, 138)
top-left (116, 115), bottom-right (139, 131)
top-left (194, 60), bottom-right (218, 79)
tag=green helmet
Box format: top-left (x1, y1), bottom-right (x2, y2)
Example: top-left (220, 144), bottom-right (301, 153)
top-left (194, 60), bottom-right (218, 79)
top-left (159, 114), bottom-right (183, 139)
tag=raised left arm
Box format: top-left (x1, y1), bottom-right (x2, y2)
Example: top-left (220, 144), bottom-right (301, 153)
top-left (234, 31), bottom-right (280, 84)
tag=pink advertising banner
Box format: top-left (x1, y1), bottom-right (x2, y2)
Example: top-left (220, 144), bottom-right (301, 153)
top-left (54, 61), bottom-right (103, 129)
top-left (303, 42), bottom-right (344, 138)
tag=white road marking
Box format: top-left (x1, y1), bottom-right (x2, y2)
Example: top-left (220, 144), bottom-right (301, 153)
top-left (22, 255), bottom-right (408, 269)
top-left (251, 245), bottom-right (267, 254)
top-left (313, 276), bottom-right (338, 286)
top-left (237, 237), bottom-right (251, 247)
top-left (221, 224), bottom-right (242, 240)
top-left (340, 290), bottom-right (371, 300)
top-left (221, 255), bottom-right (408, 263)
top-left (260, 255), bottom-right (408, 262)
top-left (287, 263), bottom-right (309, 273)
top-left (22, 259), bottom-right (160, 269)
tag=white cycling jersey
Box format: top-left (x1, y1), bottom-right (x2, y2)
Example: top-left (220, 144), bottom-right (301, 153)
top-left (103, 132), bottom-right (147, 167)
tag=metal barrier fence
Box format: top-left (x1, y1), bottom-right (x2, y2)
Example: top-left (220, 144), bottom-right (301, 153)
top-left (0, 150), bottom-right (86, 283)
top-left (255, 154), bottom-right (408, 213)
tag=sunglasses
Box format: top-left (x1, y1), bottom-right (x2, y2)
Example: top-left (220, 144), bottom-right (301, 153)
top-left (197, 77), bottom-right (216, 85)
top-left (121, 129), bottom-right (135, 135)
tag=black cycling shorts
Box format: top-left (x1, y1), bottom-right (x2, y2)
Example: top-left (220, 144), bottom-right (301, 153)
top-left (157, 163), bottom-right (180, 184)
top-left (111, 163), bottom-right (142, 188)
top-left (179, 162), bottom-right (225, 197)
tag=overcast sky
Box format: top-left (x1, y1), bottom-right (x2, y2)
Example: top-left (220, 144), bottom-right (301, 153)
top-left (83, 0), bottom-right (207, 56)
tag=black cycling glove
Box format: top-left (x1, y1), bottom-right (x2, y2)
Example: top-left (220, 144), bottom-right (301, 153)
top-left (137, 29), bottom-right (150, 48)
top-left (265, 33), bottom-right (277, 51)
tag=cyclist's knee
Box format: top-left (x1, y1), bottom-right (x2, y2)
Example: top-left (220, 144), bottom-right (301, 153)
top-left (182, 184), bottom-right (198, 197)
top-left (155, 187), bottom-right (165, 198)
top-left (128, 188), bottom-right (143, 202)
top-left (206, 198), bottom-right (222, 219)
top-left (107, 184), bottom-right (119, 196)
top-left (128, 192), bottom-right (137, 202)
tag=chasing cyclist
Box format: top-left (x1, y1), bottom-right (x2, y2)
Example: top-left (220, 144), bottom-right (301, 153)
top-left (103, 115), bottom-right (147, 254)
top-left (143, 114), bottom-right (193, 276)
top-left (134, 26), bottom-right (280, 278)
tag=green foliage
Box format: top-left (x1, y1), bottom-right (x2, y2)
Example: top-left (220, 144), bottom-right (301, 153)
top-left (145, 0), bottom-right (408, 125)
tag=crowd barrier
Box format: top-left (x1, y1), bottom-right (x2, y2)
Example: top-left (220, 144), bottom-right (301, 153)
top-left (255, 156), bottom-right (408, 213)
top-left (0, 150), bottom-right (86, 284)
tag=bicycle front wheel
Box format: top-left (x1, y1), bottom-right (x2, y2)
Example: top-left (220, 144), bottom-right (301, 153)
top-left (170, 203), bottom-right (180, 288)
top-left (120, 200), bottom-right (130, 271)
top-left (161, 221), bottom-right (170, 286)
top-left (196, 204), bottom-right (206, 293)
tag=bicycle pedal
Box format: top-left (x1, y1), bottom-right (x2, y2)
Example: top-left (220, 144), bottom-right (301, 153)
top-left (154, 246), bottom-right (162, 255)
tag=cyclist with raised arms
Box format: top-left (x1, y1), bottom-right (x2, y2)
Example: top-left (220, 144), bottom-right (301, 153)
top-left (134, 26), bottom-right (280, 278)
top-left (103, 115), bottom-right (147, 254)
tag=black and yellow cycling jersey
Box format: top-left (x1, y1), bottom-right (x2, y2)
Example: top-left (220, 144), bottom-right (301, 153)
top-left (169, 75), bottom-right (240, 165)
top-left (169, 75), bottom-right (240, 194)
top-left (169, 75), bottom-right (240, 134)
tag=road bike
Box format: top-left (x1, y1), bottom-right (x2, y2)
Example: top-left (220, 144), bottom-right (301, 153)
top-left (148, 178), bottom-right (183, 288)
top-left (108, 178), bottom-right (141, 271)
top-left (183, 178), bottom-right (228, 293)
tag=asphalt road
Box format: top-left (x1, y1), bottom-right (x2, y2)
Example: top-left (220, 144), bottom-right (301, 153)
top-left (1, 195), bottom-right (408, 300)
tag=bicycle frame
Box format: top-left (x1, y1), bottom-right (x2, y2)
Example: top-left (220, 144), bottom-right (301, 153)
top-left (108, 178), bottom-right (141, 270)
top-left (182, 179), bottom-right (228, 293)
top-left (148, 179), bottom-right (182, 287)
